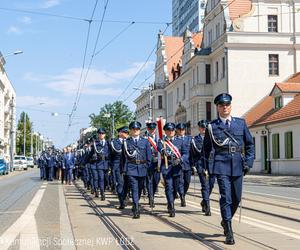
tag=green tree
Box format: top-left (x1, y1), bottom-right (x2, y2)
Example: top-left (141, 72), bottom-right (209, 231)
top-left (16, 112), bottom-right (33, 156)
top-left (89, 101), bottom-right (135, 139)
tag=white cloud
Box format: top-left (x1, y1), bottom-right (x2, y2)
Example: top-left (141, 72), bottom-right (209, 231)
top-left (20, 16), bottom-right (32, 25)
top-left (24, 62), bottom-right (154, 97)
top-left (7, 26), bottom-right (22, 35)
top-left (41, 0), bottom-right (61, 9)
top-left (17, 96), bottom-right (64, 108)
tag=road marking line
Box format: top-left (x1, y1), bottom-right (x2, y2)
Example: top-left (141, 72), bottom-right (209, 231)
top-left (244, 190), bottom-right (300, 202)
top-left (187, 200), bottom-right (300, 240)
top-left (0, 187), bottom-right (46, 250)
top-left (59, 185), bottom-right (76, 250)
top-left (19, 217), bottom-right (40, 250)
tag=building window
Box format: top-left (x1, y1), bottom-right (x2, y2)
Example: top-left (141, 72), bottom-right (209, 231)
top-left (222, 57), bottom-right (225, 78)
top-left (269, 54), bottom-right (279, 76)
top-left (285, 132), bottom-right (293, 159)
top-left (274, 96), bottom-right (282, 109)
top-left (158, 95), bottom-right (163, 109)
top-left (193, 68), bottom-right (195, 85)
top-left (272, 133), bottom-right (280, 159)
top-left (206, 64), bottom-right (211, 84)
top-left (216, 23), bottom-right (220, 38)
top-left (176, 87), bottom-right (179, 103)
top-left (215, 61), bottom-right (219, 81)
top-left (208, 30), bottom-right (212, 45)
top-left (268, 15), bottom-right (278, 32)
top-left (183, 83), bottom-right (186, 100)
top-left (206, 102), bottom-right (211, 121)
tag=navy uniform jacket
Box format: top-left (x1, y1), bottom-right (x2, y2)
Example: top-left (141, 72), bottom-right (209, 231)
top-left (121, 137), bottom-right (152, 177)
top-left (203, 117), bottom-right (254, 176)
top-left (190, 134), bottom-right (206, 173)
top-left (88, 140), bottom-right (111, 170)
top-left (177, 135), bottom-right (192, 171)
top-left (157, 137), bottom-right (188, 176)
top-left (46, 153), bottom-right (56, 168)
top-left (147, 135), bottom-right (159, 171)
top-left (110, 138), bottom-right (123, 171)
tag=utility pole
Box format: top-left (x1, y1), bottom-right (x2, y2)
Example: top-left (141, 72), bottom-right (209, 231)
top-left (148, 83), bottom-right (153, 122)
top-left (112, 113), bottom-right (115, 139)
top-left (30, 125), bottom-right (33, 156)
top-left (23, 113), bottom-right (26, 156)
top-left (9, 97), bottom-right (15, 172)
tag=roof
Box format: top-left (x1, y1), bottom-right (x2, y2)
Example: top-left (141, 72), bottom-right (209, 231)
top-left (164, 36), bottom-right (183, 82)
top-left (275, 82), bottom-right (300, 92)
top-left (227, 0), bottom-right (252, 21)
top-left (286, 72), bottom-right (300, 83)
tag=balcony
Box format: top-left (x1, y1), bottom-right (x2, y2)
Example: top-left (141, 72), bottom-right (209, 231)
top-left (190, 83), bottom-right (213, 98)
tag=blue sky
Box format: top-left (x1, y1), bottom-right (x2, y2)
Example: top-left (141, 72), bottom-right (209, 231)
top-left (0, 0), bottom-right (172, 148)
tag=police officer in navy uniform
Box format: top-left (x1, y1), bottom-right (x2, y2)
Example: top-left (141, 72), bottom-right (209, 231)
top-left (121, 121), bottom-right (152, 219)
top-left (203, 93), bottom-right (254, 245)
top-left (158, 122), bottom-right (188, 217)
top-left (190, 120), bottom-right (211, 216)
top-left (88, 128), bottom-right (111, 200)
top-left (110, 126), bottom-right (129, 209)
top-left (145, 122), bottom-right (161, 208)
top-left (176, 123), bottom-right (192, 207)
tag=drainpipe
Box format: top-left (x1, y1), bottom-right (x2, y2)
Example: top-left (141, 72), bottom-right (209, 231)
top-left (292, 0), bottom-right (297, 74)
top-left (265, 125), bottom-right (272, 174)
top-left (224, 47), bottom-right (229, 93)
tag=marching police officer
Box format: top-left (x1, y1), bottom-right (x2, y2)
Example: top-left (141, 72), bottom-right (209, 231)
top-left (145, 122), bottom-right (161, 208)
top-left (190, 120), bottom-right (211, 216)
top-left (110, 126), bottom-right (129, 209)
top-left (158, 122), bottom-right (188, 217)
top-left (64, 147), bottom-right (75, 185)
top-left (203, 93), bottom-right (254, 245)
top-left (176, 123), bottom-right (192, 207)
top-left (121, 121), bottom-right (152, 219)
top-left (88, 128), bottom-right (111, 200)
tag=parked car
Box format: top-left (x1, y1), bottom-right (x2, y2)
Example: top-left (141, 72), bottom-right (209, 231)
top-left (0, 158), bottom-right (9, 175)
top-left (26, 157), bottom-right (35, 168)
top-left (13, 155), bottom-right (27, 171)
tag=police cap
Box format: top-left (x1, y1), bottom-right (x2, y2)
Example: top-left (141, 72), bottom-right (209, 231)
top-left (146, 122), bottom-right (157, 129)
top-left (117, 126), bottom-right (129, 133)
top-left (97, 128), bottom-right (106, 134)
top-left (198, 120), bottom-right (208, 128)
top-left (129, 121), bottom-right (142, 130)
top-left (214, 93), bottom-right (232, 105)
top-left (176, 123), bottom-right (186, 130)
top-left (163, 122), bottom-right (176, 131)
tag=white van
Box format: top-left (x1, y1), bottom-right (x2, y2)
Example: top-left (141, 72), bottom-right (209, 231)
top-left (13, 155), bottom-right (28, 171)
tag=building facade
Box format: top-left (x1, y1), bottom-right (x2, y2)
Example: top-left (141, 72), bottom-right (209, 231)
top-left (0, 52), bottom-right (16, 166)
top-left (245, 73), bottom-right (300, 175)
top-left (172, 0), bottom-right (207, 36)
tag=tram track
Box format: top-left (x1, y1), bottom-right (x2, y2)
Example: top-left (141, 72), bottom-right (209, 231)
top-left (74, 182), bottom-right (141, 250)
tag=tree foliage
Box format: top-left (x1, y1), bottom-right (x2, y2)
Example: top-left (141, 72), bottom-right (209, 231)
top-left (89, 101), bottom-right (135, 139)
top-left (16, 112), bottom-right (32, 156)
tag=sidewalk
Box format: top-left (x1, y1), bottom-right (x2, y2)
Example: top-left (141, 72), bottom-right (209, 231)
top-left (245, 174), bottom-right (300, 188)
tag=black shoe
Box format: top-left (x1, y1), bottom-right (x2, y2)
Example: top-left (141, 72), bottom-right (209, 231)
top-left (118, 203), bottom-right (125, 209)
top-left (224, 221), bottom-right (235, 245)
top-left (87, 186), bottom-right (90, 190)
top-left (180, 195), bottom-right (186, 207)
top-left (200, 200), bottom-right (206, 212)
top-left (204, 203), bottom-right (211, 216)
top-left (101, 193), bottom-right (105, 201)
top-left (132, 205), bottom-right (140, 219)
top-left (168, 203), bottom-right (175, 217)
top-left (95, 190), bottom-right (99, 198)
top-left (91, 189), bottom-right (95, 195)
top-left (149, 199), bottom-right (155, 208)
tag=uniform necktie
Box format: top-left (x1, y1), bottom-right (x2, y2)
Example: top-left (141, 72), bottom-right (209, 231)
top-left (225, 119), bottom-right (230, 129)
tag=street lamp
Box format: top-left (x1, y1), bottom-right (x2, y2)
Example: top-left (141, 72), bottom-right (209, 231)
top-left (0, 50), bottom-right (23, 65)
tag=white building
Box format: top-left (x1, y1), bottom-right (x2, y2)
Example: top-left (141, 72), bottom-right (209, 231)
top-left (172, 0), bottom-right (207, 36)
top-left (0, 52), bottom-right (16, 165)
top-left (245, 73), bottom-right (300, 175)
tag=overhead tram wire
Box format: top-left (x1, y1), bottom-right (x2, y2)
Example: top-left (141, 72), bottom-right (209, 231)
top-left (69, 0), bottom-right (99, 127)
top-left (115, 22), bottom-right (171, 102)
top-left (0, 6), bottom-right (171, 24)
top-left (67, 0), bottom-right (110, 129)
top-left (121, 0), bottom-right (240, 103)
